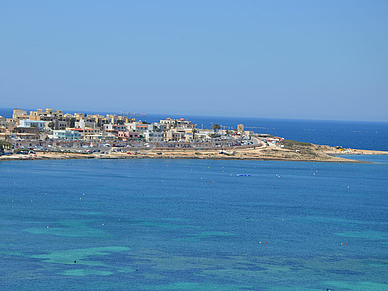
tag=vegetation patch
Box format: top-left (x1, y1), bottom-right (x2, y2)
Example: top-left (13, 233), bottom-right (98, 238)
top-left (281, 139), bottom-right (313, 149)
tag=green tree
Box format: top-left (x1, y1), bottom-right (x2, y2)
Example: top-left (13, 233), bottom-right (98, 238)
top-left (192, 128), bottom-right (198, 140)
top-left (48, 122), bottom-right (55, 130)
top-left (211, 124), bottom-right (222, 131)
top-left (0, 140), bottom-right (12, 153)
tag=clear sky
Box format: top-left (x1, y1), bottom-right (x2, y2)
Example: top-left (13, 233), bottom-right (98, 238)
top-left (1, 1), bottom-right (387, 121)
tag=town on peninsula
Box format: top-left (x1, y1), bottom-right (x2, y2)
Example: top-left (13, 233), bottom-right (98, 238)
top-left (0, 108), bottom-right (386, 162)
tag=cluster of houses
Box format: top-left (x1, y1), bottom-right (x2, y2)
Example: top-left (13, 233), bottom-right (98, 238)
top-left (0, 108), bottom-right (253, 148)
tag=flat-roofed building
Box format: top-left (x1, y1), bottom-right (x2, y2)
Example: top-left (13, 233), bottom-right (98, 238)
top-left (53, 130), bottom-right (81, 140)
top-left (13, 127), bottom-right (39, 134)
top-left (118, 131), bottom-right (139, 140)
top-left (0, 116), bottom-right (6, 127)
top-left (18, 119), bottom-right (46, 131)
top-left (12, 109), bottom-right (28, 119)
top-left (144, 131), bottom-right (164, 142)
top-left (165, 131), bottom-right (184, 141)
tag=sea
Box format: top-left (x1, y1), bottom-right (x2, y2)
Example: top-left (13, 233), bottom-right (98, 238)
top-left (1, 108), bottom-right (388, 290)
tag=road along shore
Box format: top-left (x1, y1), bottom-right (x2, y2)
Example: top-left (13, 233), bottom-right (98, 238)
top-left (1, 143), bottom-right (387, 163)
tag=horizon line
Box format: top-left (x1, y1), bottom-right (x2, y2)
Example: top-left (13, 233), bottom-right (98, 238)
top-left (0, 107), bottom-right (387, 123)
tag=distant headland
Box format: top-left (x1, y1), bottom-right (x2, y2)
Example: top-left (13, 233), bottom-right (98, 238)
top-left (1, 108), bottom-right (387, 162)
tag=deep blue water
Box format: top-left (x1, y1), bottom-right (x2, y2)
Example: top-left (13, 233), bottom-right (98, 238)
top-left (1, 108), bottom-right (387, 151)
top-left (1, 157), bottom-right (387, 290)
top-left (145, 114), bottom-right (388, 152)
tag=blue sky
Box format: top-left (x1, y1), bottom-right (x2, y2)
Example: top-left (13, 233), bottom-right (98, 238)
top-left (1, 1), bottom-right (387, 121)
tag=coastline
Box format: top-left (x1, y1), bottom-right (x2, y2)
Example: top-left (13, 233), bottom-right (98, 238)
top-left (1, 143), bottom-right (387, 163)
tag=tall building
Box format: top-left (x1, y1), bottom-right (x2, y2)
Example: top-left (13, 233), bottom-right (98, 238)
top-left (237, 124), bottom-right (244, 133)
top-left (12, 109), bottom-right (27, 119)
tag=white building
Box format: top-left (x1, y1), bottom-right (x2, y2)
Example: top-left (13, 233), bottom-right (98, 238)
top-left (196, 129), bottom-right (215, 140)
top-left (160, 118), bottom-right (196, 130)
top-left (75, 119), bottom-right (97, 129)
top-left (18, 119), bottom-right (46, 131)
top-left (53, 130), bottom-right (81, 140)
top-left (144, 131), bottom-right (164, 142)
top-left (104, 124), bottom-right (126, 132)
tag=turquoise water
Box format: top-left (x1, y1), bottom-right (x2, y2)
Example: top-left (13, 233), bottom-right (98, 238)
top-left (1, 157), bottom-right (387, 290)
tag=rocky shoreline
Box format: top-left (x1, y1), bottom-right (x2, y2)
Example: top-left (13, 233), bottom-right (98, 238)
top-left (1, 143), bottom-right (387, 163)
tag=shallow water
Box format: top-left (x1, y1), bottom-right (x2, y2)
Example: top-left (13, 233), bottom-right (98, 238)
top-left (0, 157), bottom-right (387, 290)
